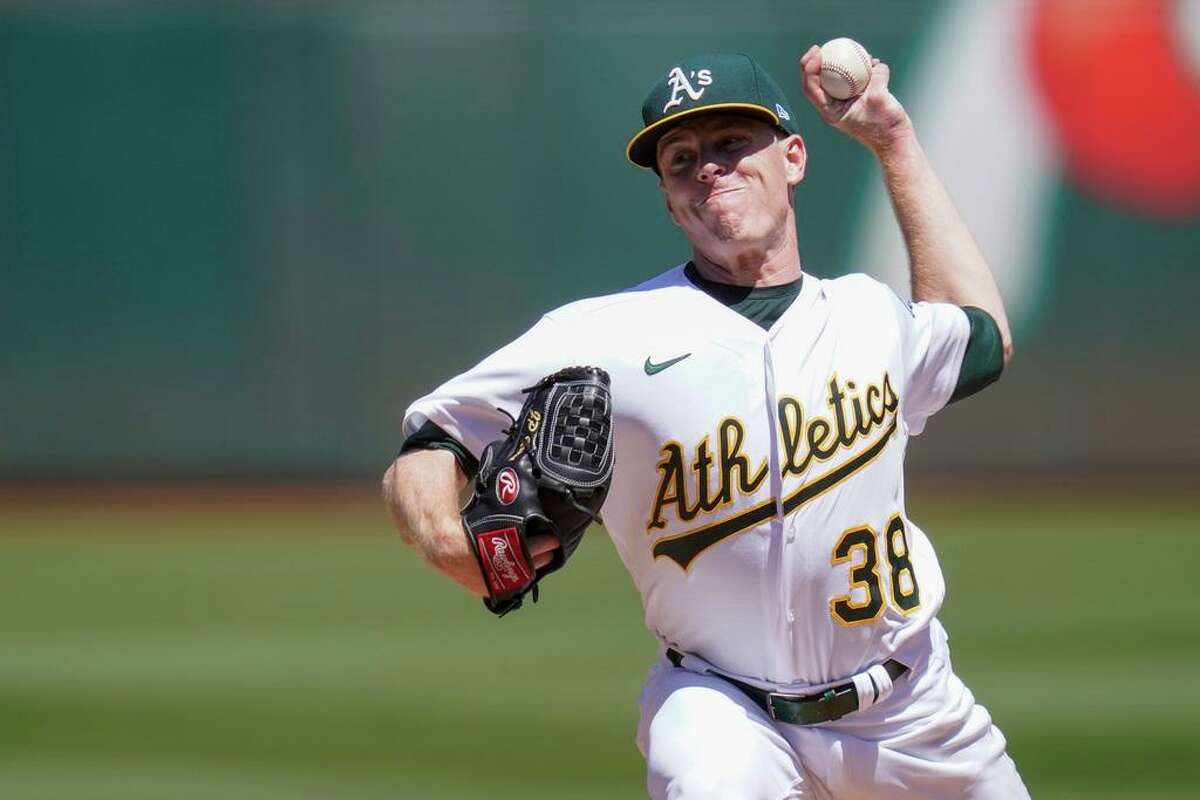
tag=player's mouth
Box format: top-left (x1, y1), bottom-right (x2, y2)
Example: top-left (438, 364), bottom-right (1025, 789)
top-left (699, 186), bottom-right (744, 206)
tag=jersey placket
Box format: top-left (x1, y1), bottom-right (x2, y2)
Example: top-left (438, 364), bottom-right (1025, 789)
top-left (763, 277), bottom-right (830, 681)
top-left (759, 335), bottom-right (796, 681)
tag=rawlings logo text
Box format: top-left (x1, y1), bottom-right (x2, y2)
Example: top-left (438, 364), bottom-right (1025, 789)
top-left (478, 527), bottom-right (531, 592)
top-left (489, 537), bottom-right (520, 584)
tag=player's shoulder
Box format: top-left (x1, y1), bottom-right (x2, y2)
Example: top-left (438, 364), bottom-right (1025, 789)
top-left (542, 263), bottom-right (694, 325)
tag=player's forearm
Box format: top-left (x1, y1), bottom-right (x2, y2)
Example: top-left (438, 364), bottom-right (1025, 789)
top-left (381, 449), bottom-right (487, 596)
top-left (874, 127), bottom-right (1014, 365)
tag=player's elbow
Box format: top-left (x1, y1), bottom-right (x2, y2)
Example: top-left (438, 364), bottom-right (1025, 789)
top-left (381, 459), bottom-right (402, 509)
top-left (987, 307), bottom-right (1014, 370)
top-left (381, 455), bottom-right (423, 533)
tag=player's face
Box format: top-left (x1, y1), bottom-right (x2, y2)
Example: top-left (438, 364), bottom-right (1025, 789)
top-left (656, 115), bottom-right (806, 257)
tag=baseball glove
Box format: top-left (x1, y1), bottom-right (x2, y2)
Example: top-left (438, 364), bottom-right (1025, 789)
top-left (462, 366), bottom-right (614, 616)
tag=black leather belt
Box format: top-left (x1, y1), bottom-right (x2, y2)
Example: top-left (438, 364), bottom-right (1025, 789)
top-left (666, 648), bottom-right (908, 726)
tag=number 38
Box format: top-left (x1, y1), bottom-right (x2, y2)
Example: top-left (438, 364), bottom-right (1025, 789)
top-left (830, 513), bottom-right (921, 626)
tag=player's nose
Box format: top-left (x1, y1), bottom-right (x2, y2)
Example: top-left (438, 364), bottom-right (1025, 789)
top-left (696, 159), bottom-right (725, 183)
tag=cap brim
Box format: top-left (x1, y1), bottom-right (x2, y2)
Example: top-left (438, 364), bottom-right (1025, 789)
top-left (625, 103), bottom-right (781, 169)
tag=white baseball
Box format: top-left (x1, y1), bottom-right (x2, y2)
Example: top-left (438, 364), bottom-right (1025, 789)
top-left (819, 37), bottom-right (873, 100)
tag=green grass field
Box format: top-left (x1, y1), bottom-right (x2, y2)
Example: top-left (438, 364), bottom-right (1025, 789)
top-left (1, 485), bottom-right (1197, 799)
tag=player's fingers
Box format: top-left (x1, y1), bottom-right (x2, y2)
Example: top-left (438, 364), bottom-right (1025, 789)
top-left (868, 61), bottom-right (891, 95)
top-left (799, 44), bottom-right (821, 74)
top-left (528, 533), bottom-right (560, 569)
top-left (799, 53), bottom-right (832, 115)
top-left (528, 533), bottom-right (559, 556)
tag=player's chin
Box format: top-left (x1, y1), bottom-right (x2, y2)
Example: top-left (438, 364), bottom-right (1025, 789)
top-left (712, 224), bottom-right (746, 243)
top-left (681, 211), bottom-right (752, 245)
top-left (703, 212), bottom-right (754, 243)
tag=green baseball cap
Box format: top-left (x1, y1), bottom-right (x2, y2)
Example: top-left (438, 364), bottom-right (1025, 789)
top-left (626, 53), bottom-right (800, 170)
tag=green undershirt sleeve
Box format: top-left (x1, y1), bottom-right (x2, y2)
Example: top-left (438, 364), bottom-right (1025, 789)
top-left (398, 420), bottom-right (480, 479)
top-left (949, 306), bottom-right (1005, 404)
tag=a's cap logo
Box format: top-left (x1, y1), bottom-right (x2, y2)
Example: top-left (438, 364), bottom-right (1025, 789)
top-left (496, 467), bottom-right (520, 505)
top-left (663, 67), bottom-right (713, 113)
top-left (775, 103), bottom-right (791, 121)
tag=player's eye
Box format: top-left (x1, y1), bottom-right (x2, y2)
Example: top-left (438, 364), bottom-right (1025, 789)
top-left (669, 150), bottom-right (696, 170)
top-left (721, 136), bottom-right (748, 151)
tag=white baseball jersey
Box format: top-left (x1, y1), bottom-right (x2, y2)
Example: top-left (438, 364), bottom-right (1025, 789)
top-left (403, 264), bottom-right (970, 688)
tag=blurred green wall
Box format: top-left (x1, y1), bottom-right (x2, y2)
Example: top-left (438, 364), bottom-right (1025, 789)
top-left (2, 1), bottom-right (1197, 478)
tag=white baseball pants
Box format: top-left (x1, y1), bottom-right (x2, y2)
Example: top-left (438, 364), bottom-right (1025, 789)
top-left (636, 622), bottom-right (1030, 800)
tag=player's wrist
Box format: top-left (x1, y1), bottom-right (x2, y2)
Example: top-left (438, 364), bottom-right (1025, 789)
top-left (425, 528), bottom-right (490, 596)
top-left (863, 116), bottom-right (918, 159)
top-left (422, 517), bottom-right (475, 566)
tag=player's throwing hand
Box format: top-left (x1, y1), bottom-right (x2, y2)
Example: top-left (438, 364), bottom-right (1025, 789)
top-left (800, 44), bottom-right (911, 152)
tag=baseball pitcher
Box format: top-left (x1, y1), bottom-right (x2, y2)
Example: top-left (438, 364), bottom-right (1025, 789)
top-left (383, 45), bottom-right (1030, 799)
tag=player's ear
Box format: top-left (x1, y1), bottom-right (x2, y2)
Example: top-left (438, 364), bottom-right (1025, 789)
top-left (782, 133), bottom-right (807, 186)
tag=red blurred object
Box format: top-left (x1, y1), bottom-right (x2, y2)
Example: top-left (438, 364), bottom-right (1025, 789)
top-left (1028, 0), bottom-right (1200, 216)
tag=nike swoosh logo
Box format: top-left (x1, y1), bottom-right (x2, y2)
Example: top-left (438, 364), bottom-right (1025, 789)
top-left (644, 353), bottom-right (692, 375)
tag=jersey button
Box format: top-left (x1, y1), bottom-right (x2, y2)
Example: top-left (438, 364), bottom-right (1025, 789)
top-left (786, 609), bottom-right (795, 622)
